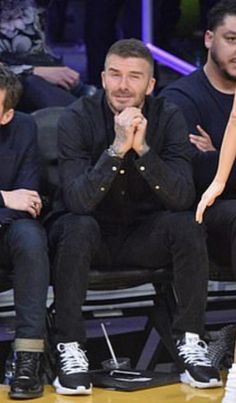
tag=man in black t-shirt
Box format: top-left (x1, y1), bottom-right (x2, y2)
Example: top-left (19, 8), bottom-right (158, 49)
top-left (161, 0), bottom-right (236, 270)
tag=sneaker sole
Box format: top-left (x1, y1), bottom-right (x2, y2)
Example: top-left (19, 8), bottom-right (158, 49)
top-left (53, 377), bottom-right (92, 395)
top-left (9, 391), bottom-right (43, 399)
top-left (180, 370), bottom-right (223, 389)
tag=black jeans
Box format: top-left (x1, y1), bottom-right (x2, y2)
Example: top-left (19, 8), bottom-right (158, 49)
top-left (204, 199), bottom-right (236, 274)
top-left (0, 219), bottom-right (49, 339)
top-left (48, 211), bottom-right (209, 344)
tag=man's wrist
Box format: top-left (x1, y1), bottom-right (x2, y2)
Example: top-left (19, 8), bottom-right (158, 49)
top-left (107, 145), bottom-right (125, 159)
top-left (135, 144), bottom-right (150, 157)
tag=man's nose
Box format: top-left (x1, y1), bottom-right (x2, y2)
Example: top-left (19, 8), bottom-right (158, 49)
top-left (119, 76), bottom-right (128, 89)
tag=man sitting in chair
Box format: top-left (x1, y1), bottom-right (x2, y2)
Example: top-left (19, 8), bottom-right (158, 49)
top-left (0, 65), bottom-right (49, 400)
top-left (47, 38), bottom-right (222, 395)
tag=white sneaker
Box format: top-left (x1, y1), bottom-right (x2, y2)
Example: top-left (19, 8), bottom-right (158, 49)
top-left (53, 342), bottom-right (92, 395)
top-left (176, 332), bottom-right (222, 388)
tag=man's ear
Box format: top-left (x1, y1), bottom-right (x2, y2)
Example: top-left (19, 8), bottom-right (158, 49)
top-left (101, 71), bottom-right (105, 89)
top-left (0, 108), bottom-right (14, 125)
top-left (146, 77), bottom-right (156, 95)
top-left (204, 30), bottom-right (214, 50)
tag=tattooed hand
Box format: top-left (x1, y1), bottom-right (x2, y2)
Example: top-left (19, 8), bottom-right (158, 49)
top-left (112, 107), bottom-right (145, 157)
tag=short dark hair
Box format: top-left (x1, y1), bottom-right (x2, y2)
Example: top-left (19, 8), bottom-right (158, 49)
top-left (0, 65), bottom-right (23, 111)
top-left (105, 38), bottom-right (154, 75)
top-left (207, 0), bottom-right (236, 31)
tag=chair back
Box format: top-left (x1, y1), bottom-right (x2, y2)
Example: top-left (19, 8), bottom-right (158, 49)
top-left (32, 106), bottom-right (63, 199)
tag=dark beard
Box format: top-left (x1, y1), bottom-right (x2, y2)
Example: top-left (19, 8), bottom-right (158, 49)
top-left (211, 49), bottom-right (236, 83)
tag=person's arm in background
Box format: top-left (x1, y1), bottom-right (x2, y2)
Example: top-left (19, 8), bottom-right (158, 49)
top-left (33, 66), bottom-right (80, 90)
top-left (196, 90), bottom-right (236, 223)
top-left (0, 0), bottom-right (80, 92)
top-left (28, 0), bottom-right (80, 90)
top-left (4, 62), bottom-right (80, 91)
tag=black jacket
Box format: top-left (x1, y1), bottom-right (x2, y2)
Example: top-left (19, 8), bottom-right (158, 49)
top-left (56, 91), bottom-right (195, 225)
top-left (0, 112), bottom-right (40, 225)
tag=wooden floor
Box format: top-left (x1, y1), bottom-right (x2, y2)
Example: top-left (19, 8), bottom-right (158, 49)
top-left (0, 383), bottom-right (228, 403)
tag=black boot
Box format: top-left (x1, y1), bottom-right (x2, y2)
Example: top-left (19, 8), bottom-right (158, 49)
top-left (9, 352), bottom-right (43, 400)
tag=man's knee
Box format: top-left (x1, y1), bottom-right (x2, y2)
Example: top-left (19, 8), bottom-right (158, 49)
top-left (7, 219), bottom-right (47, 252)
top-left (167, 211), bottom-right (207, 249)
top-left (169, 211), bottom-right (206, 233)
top-left (57, 213), bottom-right (100, 247)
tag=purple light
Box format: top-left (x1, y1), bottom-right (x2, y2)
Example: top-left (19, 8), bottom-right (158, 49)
top-left (142, 0), bottom-right (153, 44)
top-left (141, 0), bottom-right (197, 75)
top-left (147, 43), bottom-right (197, 76)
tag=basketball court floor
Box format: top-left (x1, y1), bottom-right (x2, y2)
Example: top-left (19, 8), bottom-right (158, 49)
top-left (0, 382), bottom-right (228, 403)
